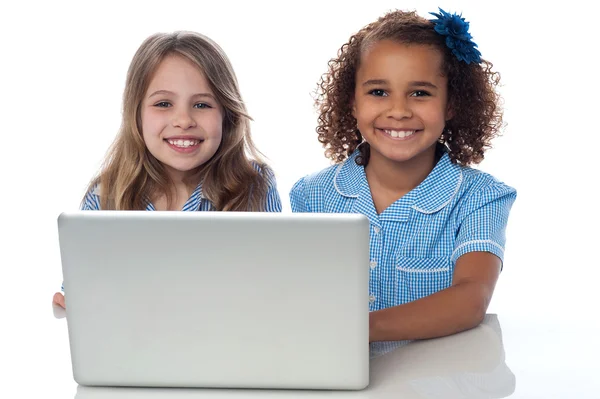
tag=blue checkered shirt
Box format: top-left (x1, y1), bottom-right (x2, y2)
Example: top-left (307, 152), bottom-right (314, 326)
top-left (290, 150), bottom-right (516, 311)
top-left (82, 166), bottom-right (282, 212)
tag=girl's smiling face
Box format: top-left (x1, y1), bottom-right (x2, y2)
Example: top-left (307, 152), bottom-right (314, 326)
top-left (141, 54), bottom-right (224, 182)
top-left (353, 40), bottom-right (452, 167)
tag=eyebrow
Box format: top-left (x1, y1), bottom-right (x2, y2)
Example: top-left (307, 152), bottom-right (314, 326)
top-left (409, 81), bottom-right (438, 89)
top-left (148, 90), bottom-right (216, 99)
top-left (362, 79), bottom-right (388, 87)
top-left (362, 79), bottom-right (438, 89)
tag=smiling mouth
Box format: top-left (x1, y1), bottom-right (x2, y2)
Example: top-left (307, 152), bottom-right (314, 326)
top-left (164, 138), bottom-right (203, 148)
top-left (377, 129), bottom-right (420, 139)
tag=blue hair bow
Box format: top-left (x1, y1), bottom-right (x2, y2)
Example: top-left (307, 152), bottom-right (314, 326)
top-left (429, 8), bottom-right (482, 64)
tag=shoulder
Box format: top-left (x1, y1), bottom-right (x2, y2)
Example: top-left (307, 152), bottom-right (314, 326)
top-left (248, 160), bottom-right (282, 211)
top-left (459, 167), bottom-right (516, 198)
top-left (250, 160), bottom-right (274, 178)
top-left (250, 160), bottom-right (266, 173)
top-left (289, 160), bottom-right (347, 213)
top-left (290, 162), bottom-right (341, 196)
top-left (250, 160), bottom-right (277, 185)
top-left (90, 183), bottom-right (101, 196)
top-left (292, 149), bottom-right (364, 195)
top-left (81, 183), bottom-right (102, 210)
top-left (454, 166), bottom-right (517, 216)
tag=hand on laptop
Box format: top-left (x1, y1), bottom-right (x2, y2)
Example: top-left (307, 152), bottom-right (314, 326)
top-left (53, 292), bottom-right (66, 309)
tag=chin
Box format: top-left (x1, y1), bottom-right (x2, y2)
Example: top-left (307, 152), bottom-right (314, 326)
top-left (175, 164), bottom-right (204, 173)
top-left (374, 150), bottom-right (419, 164)
top-left (377, 145), bottom-right (437, 163)
top-left (162, 161), bottom-right (201, 173)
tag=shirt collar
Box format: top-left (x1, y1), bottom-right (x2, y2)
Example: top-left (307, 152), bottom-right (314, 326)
top-left (334, 150), bottom-right (463, 214)
top-left (91, 181), bottom-right (205, 211)
top-left (184, 181), bottom-right (204, 210)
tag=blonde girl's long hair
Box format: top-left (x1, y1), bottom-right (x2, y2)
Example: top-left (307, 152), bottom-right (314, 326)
top-left (85, 31), bottom-right (270, 211)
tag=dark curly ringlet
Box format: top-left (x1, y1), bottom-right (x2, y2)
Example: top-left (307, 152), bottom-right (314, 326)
top-left (315, 10), bottom-right (502, 166)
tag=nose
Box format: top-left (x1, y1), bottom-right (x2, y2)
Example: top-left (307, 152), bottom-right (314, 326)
top-left (171, 107), bottom-right (197, 129)
top-left (386, 96), bottom-right (412, 120)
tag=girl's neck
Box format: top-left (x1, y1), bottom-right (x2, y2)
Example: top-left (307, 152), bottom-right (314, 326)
top-left (365, 146), bottom-right (437, 214)
top-left (154, 168), bottom-right (201, 211)
top-left (165, 165), bottom-right (201, 193)
top-left (153, 182), bottom-right (196, 211)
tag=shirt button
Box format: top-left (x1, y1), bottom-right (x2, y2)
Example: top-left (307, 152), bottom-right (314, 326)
top-left (370, 261), bottom-right (377, 270)
top-left (369, 294), bottom-right (376, 303)
top-left (373, 226), bottom-right (380, 234)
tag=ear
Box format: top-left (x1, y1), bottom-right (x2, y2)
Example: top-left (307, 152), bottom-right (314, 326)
top-left (350, 98), bottom-right (357, 119)
top-left (445, 102), bottom-right (455, 121)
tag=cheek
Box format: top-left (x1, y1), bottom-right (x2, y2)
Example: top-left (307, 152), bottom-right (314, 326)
top-left (353, 99), bottom-right (371, 124)
top-left (421, 103), bottom-right (447, 125)
top-left (140, 110), bottom-right (156, 133)
top-left (208, 112), bottom-right (224, 138)
top-left (142, 111), bottom-right (169, 139)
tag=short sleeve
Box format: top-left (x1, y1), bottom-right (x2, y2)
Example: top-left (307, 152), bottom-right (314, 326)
top-left (451, 181), bottom-right (517, 265)
top-left (81, 184), bottom-right (101, 210)
top-left (263, 168), bottom-right (283, 212)
top-left (289, 177), bottom-right (310, 212)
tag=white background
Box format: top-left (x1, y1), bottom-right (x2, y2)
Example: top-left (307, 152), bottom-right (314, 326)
top-left (1, 0), bottom-right (599, 397)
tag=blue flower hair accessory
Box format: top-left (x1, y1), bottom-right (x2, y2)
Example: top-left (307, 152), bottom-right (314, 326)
top-left (429, 8), bottom-right (481, 64)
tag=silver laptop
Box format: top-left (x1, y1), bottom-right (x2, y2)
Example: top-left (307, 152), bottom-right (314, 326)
top-left (58, 211), bottom-right (370, 390)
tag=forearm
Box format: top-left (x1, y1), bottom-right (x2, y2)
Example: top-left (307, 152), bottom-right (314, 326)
top-left (369, 281), bottom-right (491, 342)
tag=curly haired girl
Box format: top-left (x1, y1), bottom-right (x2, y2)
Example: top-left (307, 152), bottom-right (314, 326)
top-left (290, 8), bottom-right (516, 342)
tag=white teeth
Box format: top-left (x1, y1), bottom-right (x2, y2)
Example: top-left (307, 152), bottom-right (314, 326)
top-left (167, 139), bottom-right (200, 148)
top-left (384, 130), bottom-right (415, 138)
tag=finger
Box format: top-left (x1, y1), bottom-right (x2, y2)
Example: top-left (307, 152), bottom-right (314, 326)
top-left (53, 292), bottom-right (66, 309)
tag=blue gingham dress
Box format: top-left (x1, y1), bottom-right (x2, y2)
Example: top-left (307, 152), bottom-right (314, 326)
top-left (290, 150), bottom-right (516, 311)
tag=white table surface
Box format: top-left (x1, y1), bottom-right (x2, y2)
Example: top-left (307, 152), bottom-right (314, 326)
top-left (15, 304), bottom-right (598, 399)
top-left (71, 313), bottom-right (513, 399)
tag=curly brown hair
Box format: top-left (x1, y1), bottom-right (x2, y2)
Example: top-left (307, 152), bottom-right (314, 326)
top-left (315, 10), bottom-right (502, 166)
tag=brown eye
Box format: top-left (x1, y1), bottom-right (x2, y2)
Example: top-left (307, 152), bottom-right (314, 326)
top-left (368, 89), bottom-right (387, 97)
top-left (411, 91), bottom-right (431, 97)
